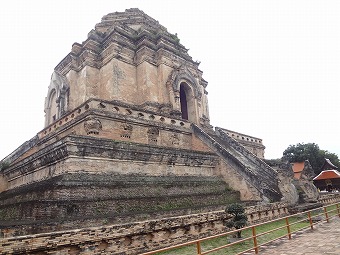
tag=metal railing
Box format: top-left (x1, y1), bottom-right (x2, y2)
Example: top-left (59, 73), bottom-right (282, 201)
top-left (141, 202), bottom-right (340, 255)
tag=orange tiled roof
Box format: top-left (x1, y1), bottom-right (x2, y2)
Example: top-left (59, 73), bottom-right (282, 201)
top-left (313, 170), bottom-right (340, 180)
top-left (292, 162), bottom-right (305, 173)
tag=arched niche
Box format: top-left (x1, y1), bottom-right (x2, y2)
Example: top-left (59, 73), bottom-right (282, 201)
top-left (48, 90), bottom-right (58, 124)
top-left (179, 81), bottom-right (197, 123)
top-left (166, 67), bottom-right (202, 125)
top-left (44, 71), bottom-right (70, 127)
top-left (180, 84), bottom-right (188, 120)
top-left (169, 68), bottom-right (202, 100)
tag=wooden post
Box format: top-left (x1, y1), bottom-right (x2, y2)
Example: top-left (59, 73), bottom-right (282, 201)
top-left (307, 212), bottom-right (313, 230)
top-left (324, 207), bottom-right (329, 223)
top-left (285, 217), bottom-right (291, 239)
top-left (252, 226), bottom-right (259, 254)
top-left (196, 241), bottom-right (202, 255)
top-left (336, 204), bottom-right (340, 217)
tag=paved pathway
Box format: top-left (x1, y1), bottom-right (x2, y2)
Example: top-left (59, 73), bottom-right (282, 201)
top-left (257, 216), bottom-right (340, 255)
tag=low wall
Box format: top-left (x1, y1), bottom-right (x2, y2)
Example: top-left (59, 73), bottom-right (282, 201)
top-left (0, 202), bottom-right (290, 254)
top-left (2, 194), bottom-right (340, 254)
top-left (246, 202), bottom-right (289, 224)
top-left (319, 193), bottom-right (340, 205)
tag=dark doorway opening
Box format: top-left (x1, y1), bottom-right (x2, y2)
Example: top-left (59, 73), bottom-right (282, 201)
top-left (180, 84), bottom-right (188, 120)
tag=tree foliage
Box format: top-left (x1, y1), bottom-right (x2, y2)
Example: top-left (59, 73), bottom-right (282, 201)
top-left (282, 143), bottom-right (340, 175)
top-left (225, 203), bottom-right (248, 238)
top-left (0, 161), bottom-right (10, 171)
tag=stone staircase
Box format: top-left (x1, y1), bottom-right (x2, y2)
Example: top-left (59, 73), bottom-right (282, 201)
top-left (191, 124), bottom-right (282, 202)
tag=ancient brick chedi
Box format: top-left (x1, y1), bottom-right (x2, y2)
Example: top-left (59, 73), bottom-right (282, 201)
top-left (0, 8), bottom-right (286, 236)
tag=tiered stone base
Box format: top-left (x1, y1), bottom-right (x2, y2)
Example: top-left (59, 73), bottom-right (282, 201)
top-left (0, 156), bottom-right (239, 236)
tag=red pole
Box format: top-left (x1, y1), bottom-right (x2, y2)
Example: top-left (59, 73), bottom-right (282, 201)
top-left (307, 212), bottom-right (314, 230)
top-left (285, 217), bottom-right (291, 239)
top-left (252, 226), bottom-right (259, 254)
top-left (324, 207), bottom-right (329, 223)
top-left (196, 241), bottom-right (202, 255)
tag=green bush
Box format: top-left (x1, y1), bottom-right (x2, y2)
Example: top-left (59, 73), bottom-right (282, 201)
top-left (225, 203), bottom-right (248, 238)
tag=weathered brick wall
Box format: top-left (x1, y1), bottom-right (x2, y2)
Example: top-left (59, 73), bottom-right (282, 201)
top-left (0, 202), bottom-right (290, 254)
top-left (6, 195), bottom-right (340, 254)
top-left (0, 173), bottom-right (240, 237)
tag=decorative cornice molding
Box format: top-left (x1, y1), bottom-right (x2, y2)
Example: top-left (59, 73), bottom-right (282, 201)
top-left (3, 135), bottom-right (218, 180)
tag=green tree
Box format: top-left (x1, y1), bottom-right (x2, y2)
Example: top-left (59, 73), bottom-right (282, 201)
top-left (282, 143), bottom-right (340, 175)
top-left (0, 161), bottom-right (10, 171)
top-left (225, 203), bottom-right (248, 238)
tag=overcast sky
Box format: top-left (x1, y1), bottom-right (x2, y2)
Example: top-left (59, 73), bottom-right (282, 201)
top-left (0, 0), bottom-right (339, 160)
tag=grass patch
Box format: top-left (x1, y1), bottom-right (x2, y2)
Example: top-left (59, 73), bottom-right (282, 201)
top-left (324, 204), bottom-right (339, 217)
top-left (155, 205), bottom-right (339, 255)
top-left (155, 217), bottom-right (312, 255)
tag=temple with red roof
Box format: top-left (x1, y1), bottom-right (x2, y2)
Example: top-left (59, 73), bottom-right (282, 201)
top-left (313, 158), bottom-right (340, 191)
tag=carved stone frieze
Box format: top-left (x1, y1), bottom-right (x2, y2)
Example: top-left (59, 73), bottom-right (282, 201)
top-left (147, 127), bottom-right (159, 145)
top-left (84, 118), bottom-right (102, 135)
top-left (121, 123), bottom-right (133, 138)
top-left (67, 135), bottom-right (217, 167)
top-left (170, 133), bottom-right (180, 146)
